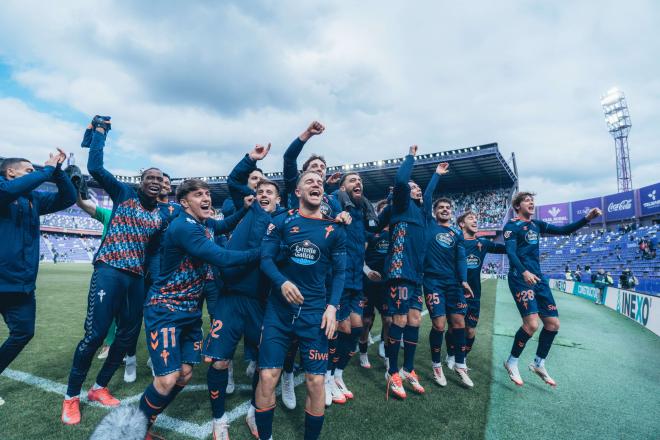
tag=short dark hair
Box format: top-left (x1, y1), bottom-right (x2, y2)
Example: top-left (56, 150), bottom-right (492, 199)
top-left (457, 211), bottom-right (477, 226)
top-left (1, 158), bottom-right (31, 178)
top-left (162, 172), bottom-right (171, 180)
top-left (302, 154), bottom-right (326, 172)
top-left (251, 168), bottom-right (263, 176)
top-left (176, 179), bottom-right (209, 202)
top-left (339, 172), bottom-right (360, 186)
top-left (512, 191), bottom-right (535, 212)
top-left (256, 179), bottom-right (280, 196)
top-left (432, 197), bottom-right (453, 211)
top-left (297, 170), bottom-right (324, 188)
top-left (141, 167), bottom-right (162, 179)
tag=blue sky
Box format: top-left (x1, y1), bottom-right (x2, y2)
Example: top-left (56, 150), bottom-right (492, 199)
top-left (0, 0), bottom-right (658, 204)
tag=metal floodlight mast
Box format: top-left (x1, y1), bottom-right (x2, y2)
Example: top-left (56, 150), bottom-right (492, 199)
top-left (600, 87), bottom-right (633, 192)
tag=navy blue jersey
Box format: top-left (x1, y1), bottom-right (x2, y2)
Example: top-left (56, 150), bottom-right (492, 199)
top-left (147, 212), bottom-right (260, 312)
top-left (504, 216), bottom-right (588, 278)
top-left (464, 237), bottom-right (506, 291)
top-left (261, 209), bottom-right (346, 314)
top-left (424, 224), bottom-right (467, 285)
top-left (281, 137), bottom-right (340, 217)
top-left (384, 155), bottom-right (430, 284)
top-left (365, 230), bottom-right (390, 275)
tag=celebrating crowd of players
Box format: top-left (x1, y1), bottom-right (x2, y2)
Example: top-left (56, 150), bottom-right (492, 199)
top-left (0, 116), bottom-right (602, 439)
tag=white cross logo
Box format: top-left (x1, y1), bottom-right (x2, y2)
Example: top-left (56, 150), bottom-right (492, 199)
top-left (98, 289), bottom-right (106, 302)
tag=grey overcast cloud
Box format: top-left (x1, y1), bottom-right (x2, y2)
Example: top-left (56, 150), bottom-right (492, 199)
top-left (0, 0), bottom-right (658, 204)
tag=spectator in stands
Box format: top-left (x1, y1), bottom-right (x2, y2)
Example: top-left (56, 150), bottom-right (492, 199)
top-left (619, 268), bottom-right (638, 291)
top-left (606, 271), bottom-right (614, 287)
top-left (564, 269), bottom-right (573, 281)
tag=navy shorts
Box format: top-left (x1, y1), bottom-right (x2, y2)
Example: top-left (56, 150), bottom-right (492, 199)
top-left (363, 279), bottom-right (387, 318)
top-left (508, 276), bottom-right (558, 318)
top-left (337, 288), bottom-right (365, 322)
top-left (258, 303), bottom-right (328, 375)
top-left (423, 278), bottom-right (467, 319)
top-left (144, 306), bottom-right (203, 376)
top-left (202, 294), bottom-right (264, 361)
top-left (385, 280), bottom-right (423, 316)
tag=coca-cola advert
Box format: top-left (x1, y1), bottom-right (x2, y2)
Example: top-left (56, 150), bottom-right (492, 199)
top-left (639, 182), bottom-right (660, 217)
top-left (571, 197), bottom-right (603, 223)
top-left (604, 190), bottom-right (635, 221)
top-left (537, 202), bottom-right (569, 226)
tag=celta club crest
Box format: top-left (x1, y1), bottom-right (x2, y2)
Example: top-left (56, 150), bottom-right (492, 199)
top-left (325, 225), bottom-right (334, 238)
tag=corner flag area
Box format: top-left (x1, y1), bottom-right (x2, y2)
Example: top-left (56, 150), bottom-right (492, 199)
top-left (1, 265), bottom-right (657, 439)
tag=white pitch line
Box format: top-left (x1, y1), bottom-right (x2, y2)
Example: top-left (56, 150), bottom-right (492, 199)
top-left (2, 310), bottom-right (430, 438)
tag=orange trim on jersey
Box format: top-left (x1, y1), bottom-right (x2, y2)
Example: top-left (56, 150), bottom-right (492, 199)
top-left (144, 396), bottom-right (162, 410)
top-left (297, 208), bottom-right (328, 221)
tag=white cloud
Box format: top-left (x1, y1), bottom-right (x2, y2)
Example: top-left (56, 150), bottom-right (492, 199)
top-left (0, 0), bottom-right (658, 205)
top-left (0, 98), bottom-right (85, 164)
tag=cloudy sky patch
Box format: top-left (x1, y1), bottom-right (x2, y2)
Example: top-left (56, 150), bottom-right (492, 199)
top-left (0, 0), bottom-right (658, 204)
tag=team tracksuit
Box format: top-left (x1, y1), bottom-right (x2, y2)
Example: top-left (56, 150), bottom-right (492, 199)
top-left (0, 164), bottom-right (76, 374)
top-left (384, 154), bottom-right (429, 376)
top-left (66, 129), bottom-right (166, 398)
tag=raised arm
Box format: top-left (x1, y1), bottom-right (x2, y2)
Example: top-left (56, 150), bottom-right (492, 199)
top-left (392, 145), bottom-right (417, 213)
top-left (37, 162), bottom-right (76, 215)
top-left (423, 162), bottom-right (449, 218)
top-left (228, 155), bottom-right (257, 209)
top-left (539, 217), bottom-right (589, 236)
top-left (0, 167), bottom-right (54, 206)
top-left (283, 122), bottom-right (325, 203)
top-left (228, 144), bottom-right (271, 209)
top-left (86, 125), bottom-right (126, 201)
top-left (76, 194), bottom-right (98, 217)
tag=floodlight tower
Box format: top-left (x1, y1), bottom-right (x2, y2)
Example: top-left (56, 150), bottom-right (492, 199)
top-left (600, 87), bottom-right (632, 192)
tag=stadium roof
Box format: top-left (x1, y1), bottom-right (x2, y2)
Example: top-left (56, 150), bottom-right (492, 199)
top-left (188, 142), bottom-right (518, 203)
top-left (2, 142), bottom-right (517, 204)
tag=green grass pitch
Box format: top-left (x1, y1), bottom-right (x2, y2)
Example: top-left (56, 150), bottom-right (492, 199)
top-left (1, 264), bottom-right (658, 439)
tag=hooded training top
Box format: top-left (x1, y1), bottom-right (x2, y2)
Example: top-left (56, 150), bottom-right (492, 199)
top-left (88, 130), bottom-right (162, 276)
top-left (147, 212), bottom-right (260, 313)
top-left (222, 153), bottom-right (286, 301)
top-left (503, 216), bottom-right (588, 278)
top-left (0, 165), bottom-right (76, 293)
top-left (384, 154), bottom-right (430, 284)
top-left (261, 209), bottom-right (346, 314)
